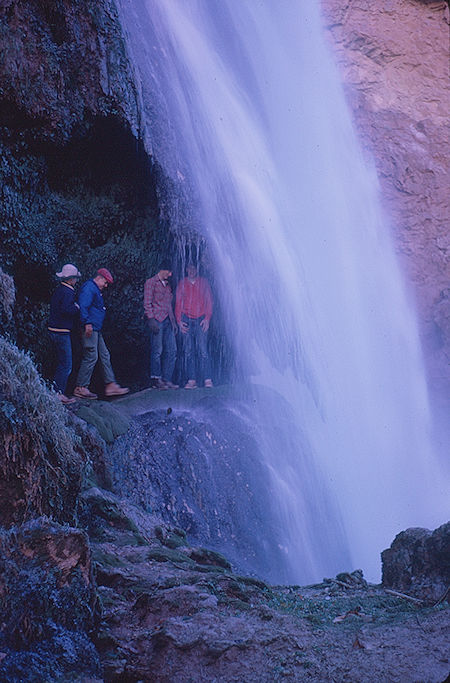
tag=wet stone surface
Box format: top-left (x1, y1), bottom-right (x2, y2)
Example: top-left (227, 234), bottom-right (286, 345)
top-left (104, 397), bottom-right (287, 583)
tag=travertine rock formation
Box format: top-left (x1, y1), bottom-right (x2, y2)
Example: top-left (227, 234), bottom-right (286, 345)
top-left (322, 0), bottom-right (450, 389)
top-left (0, 0), bottom-right (138, 141)
top-left (382, 522), bottom-right (450, 601)
top-left (0, 520), bottom-right (100, 680)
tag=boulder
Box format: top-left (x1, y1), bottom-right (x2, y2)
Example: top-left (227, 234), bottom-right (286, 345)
top-left (381, 522), bottom-right (450, 601)
top-left (0, 519), bottom-right (100, 681)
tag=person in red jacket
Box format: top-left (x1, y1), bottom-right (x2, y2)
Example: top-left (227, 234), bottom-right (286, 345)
top-left (175, 263), bottom-right (213, 389)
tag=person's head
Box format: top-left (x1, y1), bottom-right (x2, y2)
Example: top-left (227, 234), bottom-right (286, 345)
top-left (56, 264), bottom-right (81, 287)
top-left (186, 263), bottom-right (198, 280)
top-left (158, 261), bottom-right (172, 281)
top-left (94, 267), bottom-right (114, 291)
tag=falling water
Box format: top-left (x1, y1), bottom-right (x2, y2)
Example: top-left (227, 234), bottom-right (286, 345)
top-left (116, 0), bottom-right (448, 582)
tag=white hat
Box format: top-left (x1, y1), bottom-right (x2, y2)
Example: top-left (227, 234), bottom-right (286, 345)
top-left (56, 264), bottom-right (81, 279)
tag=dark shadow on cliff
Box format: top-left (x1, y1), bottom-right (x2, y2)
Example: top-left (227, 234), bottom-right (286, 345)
top-left (0, 101), bottom-right (173, 389)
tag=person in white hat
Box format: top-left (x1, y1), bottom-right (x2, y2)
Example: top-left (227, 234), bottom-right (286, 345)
top-left (48, 264), bottom-right (82, 404)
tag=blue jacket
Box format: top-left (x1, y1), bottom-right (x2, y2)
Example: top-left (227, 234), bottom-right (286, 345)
top-left (78, 279), bottom-right (106, 331)
top-left (48, 283), bottom-right (79, 332)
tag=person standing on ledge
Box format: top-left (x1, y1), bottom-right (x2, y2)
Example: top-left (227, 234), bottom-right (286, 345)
top-left (48, 263), bottom-right (81, 405)
top-left (143, 262), bottom-right (179, 389)
top-left (74, 268), bottom-right (129, 399)
top-left (175, 263), bottom-right (213, 389)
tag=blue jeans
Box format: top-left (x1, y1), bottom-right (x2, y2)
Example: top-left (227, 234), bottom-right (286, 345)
top-left (50, 331), bottom-right (72, 394)
top-left (150, 317), bottom-right (177, 382)
top-left (182, 315), bottom-right (211, 381)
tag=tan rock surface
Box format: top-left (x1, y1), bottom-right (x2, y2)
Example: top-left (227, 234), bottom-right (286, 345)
top-left (321, 0), bottom-right (450, 390)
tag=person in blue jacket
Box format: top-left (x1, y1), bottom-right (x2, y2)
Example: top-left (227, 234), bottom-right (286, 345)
top-left (48, 263), bottom-right (81, 404)
top-left (74, 268), bottom-right (129, 399)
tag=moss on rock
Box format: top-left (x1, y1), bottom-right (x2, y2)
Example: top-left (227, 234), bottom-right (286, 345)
top-left (75, 401), bottom-right (130, 443)
top-left (80, 487), bottom-right (148, 546)
top-left (0, 337), bottom-right (87, 526)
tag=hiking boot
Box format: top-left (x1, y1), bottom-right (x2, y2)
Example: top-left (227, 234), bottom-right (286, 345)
top-left (57, 393), bottom-right (76, 405)
top-left (184, 379), bottom-right (197, 389)
top-left (104, 382), bottom-right (130, 397)
top-left (74, 386), bottom-right (98, 400)
top-left (204, 379), bottom-right (213, 388)
top-left (164, 381), bottom-right (179, 389)
top-left (150, 377), bottom-right (167, 390)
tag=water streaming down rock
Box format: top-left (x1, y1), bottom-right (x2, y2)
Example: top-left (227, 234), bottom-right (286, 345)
top-left (116, 0), bottom-right (448, 583)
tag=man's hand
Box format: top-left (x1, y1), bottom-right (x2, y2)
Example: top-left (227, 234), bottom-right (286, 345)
top-left (168, 314), bottom-right (178, 334)
top-left (200, 318), bottom-right (210, 332)
top-left (147, 318), bottom-right (160, 335)
top-left (84, 323), bottom-right (93, 338)
top-left (179, 321), bottom-right (189, 334)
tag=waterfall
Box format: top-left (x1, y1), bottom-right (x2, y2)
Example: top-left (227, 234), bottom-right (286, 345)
top-left (116, 0), bottom-right (448, 583)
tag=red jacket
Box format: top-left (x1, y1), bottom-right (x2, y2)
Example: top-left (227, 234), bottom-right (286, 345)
top-left (175, 277), bottom-right (213, 324)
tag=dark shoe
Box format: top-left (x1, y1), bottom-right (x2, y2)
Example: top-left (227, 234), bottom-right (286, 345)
top-left (150, 377), bottom-right (167, 390)
top-left (105, 382), bottom-right (130, 397)
top-left (74, 386), bottom-right (98, 400)
top-left (57, 393), bottom-right (76, 405)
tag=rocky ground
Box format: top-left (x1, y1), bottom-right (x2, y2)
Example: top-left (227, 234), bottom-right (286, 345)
top-left (1, 486), bottom-right (449, 682)
top-left (82, 485), bottom-right (450, 683)
top-left (0, 355), bottom-right (449, 682)
top-left (76, 392), bottom-right (450, 683)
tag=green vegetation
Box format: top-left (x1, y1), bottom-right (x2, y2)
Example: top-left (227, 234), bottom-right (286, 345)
top-left (0, 115), bottom-right (169, 390)
top-left (80, 489), bottom-right (148, 546)
top-left (155, 524), bottom-right (188, 549)
top-left (0, 336), bottom-right (86, 525)
top-left (75, 402), bottom-right (130, 443)
top-left (92, 547), bottom-right (127, 569)
top-left (0, 266), bottom-right (15, 333)
top-left (267, 586), bottom-right (420, 630)
top-left (147, 547), bottom-right (196, 566)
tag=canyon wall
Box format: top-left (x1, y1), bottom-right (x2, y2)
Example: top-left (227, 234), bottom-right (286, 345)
top-left (322, 0), bottom-right (450, 391)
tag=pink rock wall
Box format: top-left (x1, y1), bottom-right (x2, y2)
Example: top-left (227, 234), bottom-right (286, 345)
top-left (321, 0), bottom-right (450, 390)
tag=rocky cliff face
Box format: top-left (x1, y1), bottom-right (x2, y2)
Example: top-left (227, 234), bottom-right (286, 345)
top-left (0, 0), bottom-right (167, 390)
top-left (0, 4), bottom-right (449, 681)
top-left (0, 0), bottom-right (138, 141)
top-left (1, 0), bottom-right (448, 395)
top-left (321, 0), bottom-right (450, 391)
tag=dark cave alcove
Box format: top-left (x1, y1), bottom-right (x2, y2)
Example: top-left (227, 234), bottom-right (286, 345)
top-left (0, 105), bottom-right (171, 391)
top-left (0, 99), bottom-right (234, 392)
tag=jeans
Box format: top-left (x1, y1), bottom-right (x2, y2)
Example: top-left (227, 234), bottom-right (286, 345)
top-left (50, 331), bottom-right (72, 394)
top-left (182, 315), bottom-right (212, 381)
top-left (150, 317), bottom-right (177, 382)
top-left (76, 331), bottom-right (115, 387)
